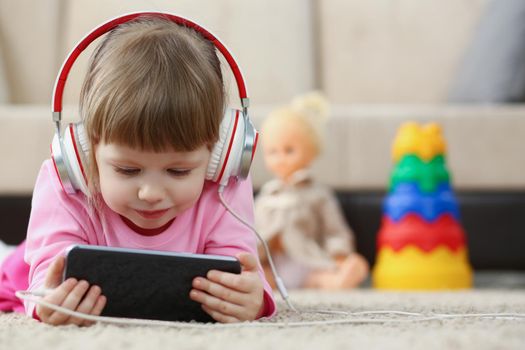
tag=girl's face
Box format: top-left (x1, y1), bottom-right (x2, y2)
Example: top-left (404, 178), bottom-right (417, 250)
top-left (95, 142), bottom-right (211, 230)
top-left (262, 118), bottom-right (316, 182)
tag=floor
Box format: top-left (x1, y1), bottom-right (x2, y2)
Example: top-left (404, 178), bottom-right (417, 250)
top-left (2, 289), bottom-right (524, 350)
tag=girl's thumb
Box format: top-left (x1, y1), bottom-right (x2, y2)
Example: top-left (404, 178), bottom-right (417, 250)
top-left (44, 255), bottom-right (65, 288)
top-left (237, 252), bottom-right (257, 272)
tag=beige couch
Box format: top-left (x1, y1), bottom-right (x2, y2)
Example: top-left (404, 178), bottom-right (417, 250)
top-left (1, 0), bottom-right (524, 195)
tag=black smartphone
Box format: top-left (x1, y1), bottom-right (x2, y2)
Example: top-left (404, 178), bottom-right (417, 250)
top-left (63, 244), bottom-right (241, 322)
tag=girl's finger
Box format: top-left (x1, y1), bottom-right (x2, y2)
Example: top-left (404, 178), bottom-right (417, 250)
top-left (201, 304), bottom-right (239, 323)
top-left (37, 278), bottom-right (78, 322)
top-left (90, 295), bottom-right (107, 317)
top-left (206, 270), bottom-right (255, 294)
top-left (68, 285), bottom-right (102, 326)
top-left (237, 253), bottom-right (258, 272)
top-left (44, 256), bottom-right (66, 289)
top-left (47, 280), bottom-right (90, 325)
top-left (82, 293), bottom-right (107, 327)
top-left (193, 277), bottom-right (247, 305)
top-left (190, 288), bottom-right (245, 319)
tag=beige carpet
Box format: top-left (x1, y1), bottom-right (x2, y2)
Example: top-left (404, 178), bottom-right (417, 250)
top-left (1, 289), bottom-right (524, 350)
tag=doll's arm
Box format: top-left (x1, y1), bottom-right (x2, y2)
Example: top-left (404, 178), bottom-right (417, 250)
top-left (319, 190), bottom-right (354, 257)
top-left (254, 192), bottom-right (290, 241)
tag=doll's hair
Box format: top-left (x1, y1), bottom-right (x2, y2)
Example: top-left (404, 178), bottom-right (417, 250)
top-left (263, 91), bottom-right (330, 156)
top-left (79, 16), bottom-right (224, 194)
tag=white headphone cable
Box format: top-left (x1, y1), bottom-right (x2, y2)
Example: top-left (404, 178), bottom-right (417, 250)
top-left (217, 185), bottom-right (297, 312)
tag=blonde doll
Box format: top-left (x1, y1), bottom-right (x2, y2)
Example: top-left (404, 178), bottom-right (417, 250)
top-left (255, 92), bottom-right (369, 289)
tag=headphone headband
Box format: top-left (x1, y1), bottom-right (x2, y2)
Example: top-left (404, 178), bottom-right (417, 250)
top-left (51, 11), bottom-right (258, 194)
top-left (52, 11), bottom-right (249, 118)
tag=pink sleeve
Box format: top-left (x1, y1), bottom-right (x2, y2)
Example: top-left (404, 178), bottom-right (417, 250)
top-left (203, 177), bottom-right (277, 318)
top-left (23, 161), bottom-right (91, 317)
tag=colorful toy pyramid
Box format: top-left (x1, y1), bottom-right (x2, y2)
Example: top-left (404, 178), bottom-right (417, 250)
top-left (372, 122), bottom-right (473, 289)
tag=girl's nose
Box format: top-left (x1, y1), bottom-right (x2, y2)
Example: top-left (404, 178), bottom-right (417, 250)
top-left (138, 184), bottom-right (165, 204)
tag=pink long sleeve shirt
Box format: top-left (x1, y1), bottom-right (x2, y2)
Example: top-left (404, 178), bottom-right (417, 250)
top-left (23, 160), bottom-right (276, 318)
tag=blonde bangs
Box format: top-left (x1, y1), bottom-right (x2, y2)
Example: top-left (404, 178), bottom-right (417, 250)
top-left (81, 16), bottom-right (224, 152)
top-left (86, 69), bottom-right (222, 152)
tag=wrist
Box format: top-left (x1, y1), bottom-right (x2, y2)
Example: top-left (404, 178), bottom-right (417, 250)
top-left (33, 307), bottom-right (42, 321)
top-left (255, 295), bottom-right (266, 319)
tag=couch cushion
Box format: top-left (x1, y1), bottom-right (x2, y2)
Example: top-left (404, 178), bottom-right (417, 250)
top-left (0, 39), bottom-right (8, 103)
top-left (0, 0), bottom-right (62, 103)
top-left (0, 106), bottom-right (54, 194)
top-left (318, 0), bottom-right (486, 103)
top-left (448, 0), bottom-right (525, 103)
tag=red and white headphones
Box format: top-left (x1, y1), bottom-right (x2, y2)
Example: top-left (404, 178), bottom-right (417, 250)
top-left (51, 12), bottom-right (258, 195)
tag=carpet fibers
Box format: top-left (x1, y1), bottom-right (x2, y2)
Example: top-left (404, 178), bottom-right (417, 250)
top-left (1, 289), bottom-right (524, 350)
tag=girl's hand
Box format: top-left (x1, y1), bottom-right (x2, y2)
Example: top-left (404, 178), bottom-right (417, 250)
top-left (36, 255), bottom-right (106, 326)
top-left (190, 252), bottom-right (264, 323)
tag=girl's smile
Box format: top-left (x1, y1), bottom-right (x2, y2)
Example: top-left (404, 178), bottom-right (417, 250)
top-left (134, 208), bottom-right (171, 220)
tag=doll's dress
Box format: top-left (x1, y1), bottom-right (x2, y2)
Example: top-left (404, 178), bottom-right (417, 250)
top-left (255, 169), bottom-right (355, 287)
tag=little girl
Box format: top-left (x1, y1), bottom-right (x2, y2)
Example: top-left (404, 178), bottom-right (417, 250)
top-left (0, 14), bottom-right (275, 325)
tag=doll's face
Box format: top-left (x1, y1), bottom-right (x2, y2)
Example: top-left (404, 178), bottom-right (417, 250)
top-left (261, 118), bottom-right (316, 182)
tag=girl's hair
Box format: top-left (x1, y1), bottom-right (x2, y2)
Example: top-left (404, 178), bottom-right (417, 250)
top-left (80, 16), bottom-right (225, 193)
top-left (262, 91), bottom-right (330, 157)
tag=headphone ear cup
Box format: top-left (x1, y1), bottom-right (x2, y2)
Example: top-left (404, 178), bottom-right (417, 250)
top-left (206, 109), bottom-right (245, 185)
top-left (74, 123), bottom-right (90, 164)
top-left (52, 122), bottom-right (90, 195)
top-left (67, 122), bottom-right (90, 194)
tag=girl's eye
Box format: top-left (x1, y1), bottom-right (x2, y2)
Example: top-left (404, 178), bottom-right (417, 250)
top-left (114, 167), bottom-right (140, 176)
top-left (167, 169), bottom-right (191, 177)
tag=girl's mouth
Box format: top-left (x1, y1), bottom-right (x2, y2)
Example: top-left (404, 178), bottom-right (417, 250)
top-left (135, 208), bottom-right (170, 219)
